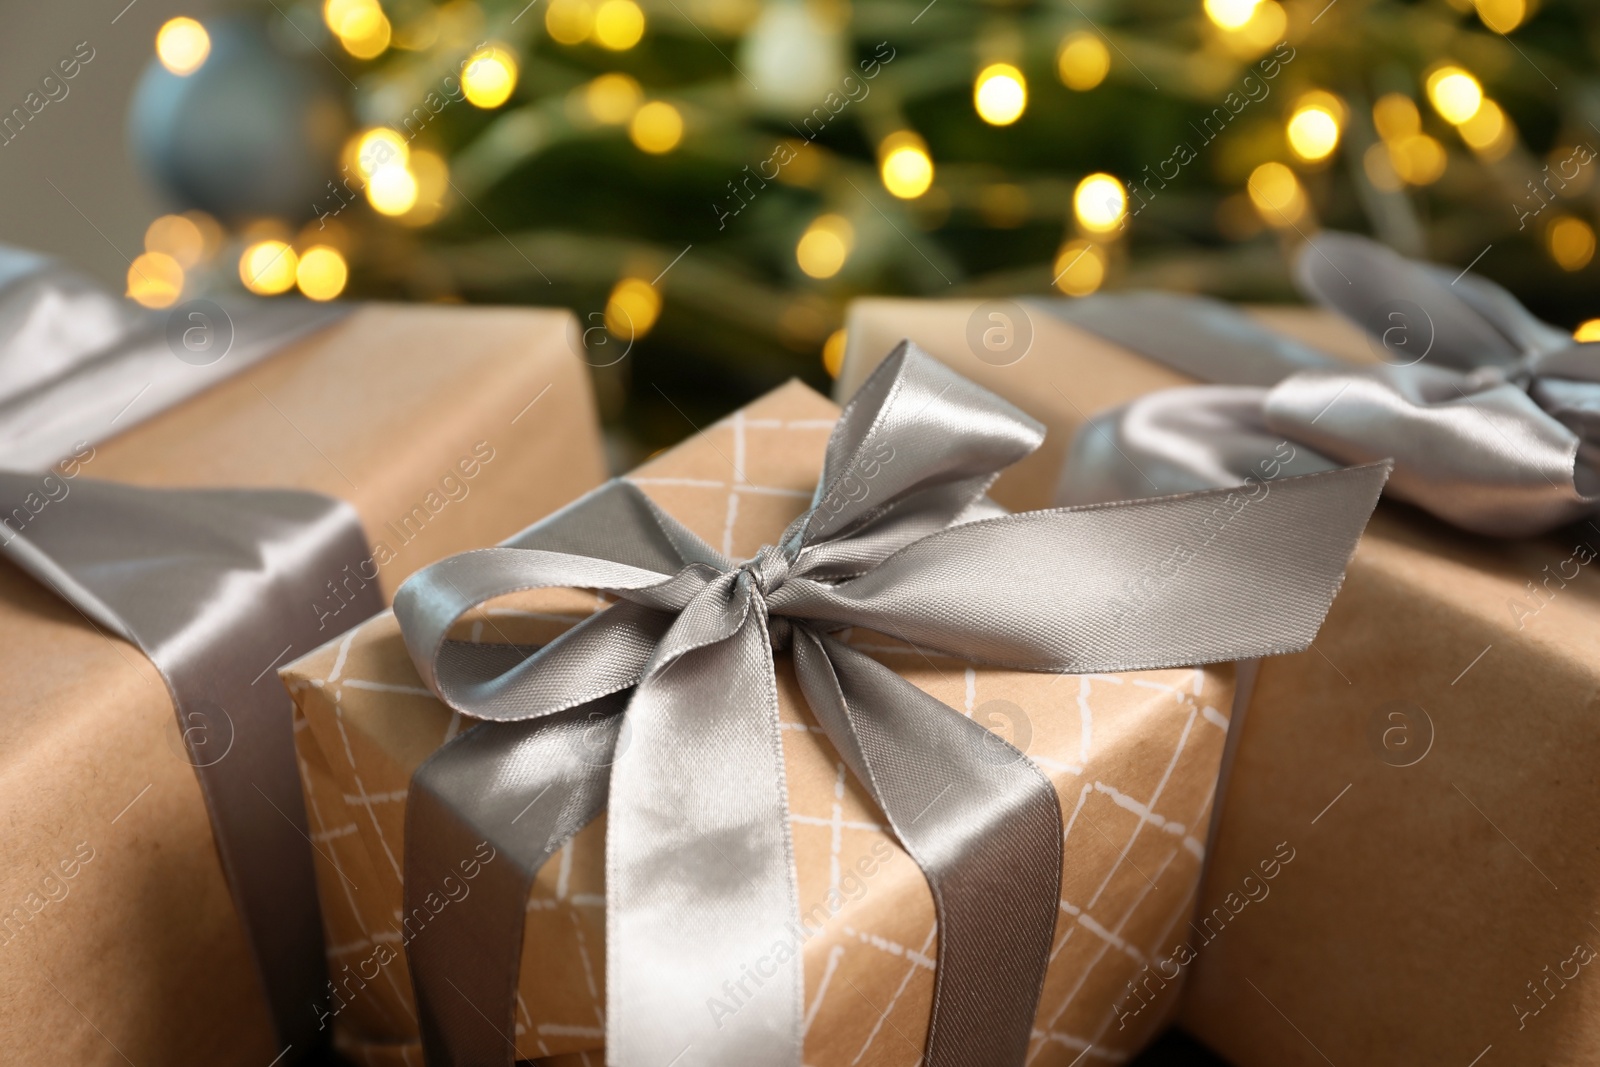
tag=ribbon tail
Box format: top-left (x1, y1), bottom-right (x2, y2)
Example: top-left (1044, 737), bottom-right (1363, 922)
top-left (792, 629), bottom-right (1061, 1067)
top-left (406, 693), bottom-right (625, 1067)
top-left (607, 602), bottom-right (802, 1066)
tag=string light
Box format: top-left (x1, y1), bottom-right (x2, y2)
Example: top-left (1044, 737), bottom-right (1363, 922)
top-left (353, 127), bottom-right (408, 177)
top-left (1057, 32), bottom-right (1110, 91)
top-left (1074, 173), bottom-right (1126, 233)
top-left (1053, 240), bottom-right (1105, 296)
top-left (974, 64), bottom-right (1027, 126)
top-left (796, 215), bottom-right (853, 279)
top-left (463, 45), bottom-right (518, 108)
top-left (1372, 93), bottom-right (1421, 141)
top-left (1204, 0), bottom-right (1260, 30)
top-left (1458, 99), bottom-right (1513, 160)
top-left (1548, 217), bottom-right (1595, 272)
top-left (144, 214), bottom-right (205, 268)
top-left (1388, 134), bottom-right (1447, 185)
top-left (605, 278), bottom-right (661, 338)
top-left (399, 149), bottom-right (450, 225)
top-left (366, 161), bottom-right (419, 215)
top-left (325, 0), bottom-right (391, 58)
top-left (296, 246), bottom-right (349, 301)
top-left (126, 252), bottom-right (184, 308)
top-left (546, 0), bottom-right (595, 45)
top-left (1426, 66), bottom-right (1483, 125)
top-left (585, 73), bottom-right (643, 124)
top-left (239, 241), bottom-right (299, 295)
top-left (629, 101), bottom-right (683, 153)
top-left (1574, 319), bottom-right (1600, 343)
top-left (1287, 92), bottom-right (1344, 162)
top-left (879, 132), bottom-right (934, 200)
top-left (593, 0), bottom-right (646, 50)
top-left (822, 328), bottom-right (847, 378)
top-left (155, 17), bottom-right (210, 76)
top-left (1247, 162), bottom-right (1307, 225)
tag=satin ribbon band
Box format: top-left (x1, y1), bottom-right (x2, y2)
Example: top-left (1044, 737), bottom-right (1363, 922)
top-left (0, 249), bottom-right (370, 1057)
top-left (1042, 231), bottom-right (1600, 536)
top-left (393, 342), bottom-right (1390, 1067)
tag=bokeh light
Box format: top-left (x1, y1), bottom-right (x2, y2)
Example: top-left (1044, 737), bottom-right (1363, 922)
top-left (586, 73), bottom-right (643, 124)
top-left (822, 328), bottom-right (847, 378)
top-left (326, 0), bottom-right (391, 58)
top-left (1074, 173), bottom-right (1127, 233)
top-left (366, 161), bottom-right (419, 215)
top-left (547, 0), bottom-right (595, 44)
top-left (1057, 33), bottom-right (1110, 91)
top-left (605, 277), bottom-right (661, 338)
top-left (1247, 162), bottom-right (1307, 225)
top-left (1426, 66), bottom-right (1484, 125)
top-left (156, 17), bottom-right (210, 76)
top-left (296, 246), bottom-right (349, 301)
top-left (974, 64), bottom-right (1027, 126)
top-left (630, 101), bottom-right (683, 153)
top-left (354, 127), bottom-right (408, 177)
top-left (1287, 94), bottom-right (1343, 162)
top-left (463, 45), bottom-right (518, 108)
top-left (593, 0), bottom-right (646, 50)
top-left (127, 252), bottom-right (184, 308)
top-left (1053, 239), bottom-right (1106, 296)
top-left (1475, 0), bottom-right (1527, 33)
top-left (796, 215), bottom-right (854, 279)
top-left (144, 214), bottom-right (205, 268)
top-left (1548, 216), bottom-right (1596, 271)
top-left (239, 241), bottom-right (299, 295)
top-left (1372, 93), bottom-right (1421, 141)
top-left (1204, 0), bottom-right (1260, 30)
top-left (1389, 134), bottom-right (1447, 185)
top-left (1458, 99), bottom-right (1513, 159)
top-left (1573, 319), bottom-right (1600, 343)
top-left (879, 133), bottom-right (934, 200)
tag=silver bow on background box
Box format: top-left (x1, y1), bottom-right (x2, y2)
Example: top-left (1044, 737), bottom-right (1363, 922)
top-left (0, 248), bottom-right (369, 1058)
top-left (392, 342), bottom-right (1390, 1066)
top-left (1047, 231), bottom-right (1600, 537)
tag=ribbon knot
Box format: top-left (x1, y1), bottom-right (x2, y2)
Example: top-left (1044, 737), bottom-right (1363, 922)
top-left (392, 342), bottom-right (1389, 1067)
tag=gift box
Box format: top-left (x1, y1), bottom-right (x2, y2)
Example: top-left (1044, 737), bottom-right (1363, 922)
top-left (839, 296), bottom-right (1600, 1065)
top-left (0, 304), bottom-right (607, 1066)
top-left (281, 374), bottom-right (1245, 1065)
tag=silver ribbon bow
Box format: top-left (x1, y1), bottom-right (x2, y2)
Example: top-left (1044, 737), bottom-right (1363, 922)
top-left (0, 248), bottom-right (366, 1056)
top-left (393, 342), bottom-right (1389, 1066)
top-left (1046, 231), bottom-right (1600, 537)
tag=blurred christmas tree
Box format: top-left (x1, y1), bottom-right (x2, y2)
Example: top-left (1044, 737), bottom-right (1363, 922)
top-left (129, 0), bottom-right (1600, 456)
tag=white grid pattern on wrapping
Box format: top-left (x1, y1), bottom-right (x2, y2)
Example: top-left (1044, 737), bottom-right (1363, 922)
top-left (289, 402), bottom-right (1228, 1066)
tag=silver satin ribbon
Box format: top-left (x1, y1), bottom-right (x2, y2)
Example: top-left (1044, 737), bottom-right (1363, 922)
top-left (1042, 232), bottom-right (1600, 536)
top-left (0, 249), bottom-right (370, 1057)
top-left (392, 342), bottom-right (1390, 1067)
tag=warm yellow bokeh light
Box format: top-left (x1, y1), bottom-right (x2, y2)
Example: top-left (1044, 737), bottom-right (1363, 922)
top-left (546, 0), bottom-right (595, 44)
top-left (974, 64), bottom-right (1027, 126)
top-left (1363, 143), bottom-right (1404, 193)
top-left (629, 101), bottom-right (683, 153)
top-left (1427, 67), bottom-right (1484, 125)
top-left (1228, 0), bottom-right (1286, 51)
top-left (144, 214), bottom-right (205, 268)
top-left (1389, 134), bottom-right (1448, 185)
top-left (239, 241), bottom-right (299, 296)
top-left (822, 328), bottom-right (847, 378)
top-left (463, 45), bottom-right (518, 108)
top-left (796, 215), bottom-right (854, 279)
top-left (1204, 0), bottom-right (1260, 29)
top-left (1287, 105), bottom-right (1341, 162)
top-left (1475, 0), bottom-right (1527, 33)
top-left (327, 0), bottom-right (391, 59)
top-left (1372, 93), bottom-right (1421, 142)
top-left (1074, 173), bottom-right (1127, 233)
top-left (1573, 318), bottom-right (1600, 343)
top-left (1458, 99), bottom-right (1512, 158)
top-left (366, 163), bottom-right (419, 215)
top-left (354, 127), bottom-right (408, 177)
top-left (1053, 239), bottom-right (1106, 297)
top-left (586, 73), bottom-right (643, 124)
top-left (879, 133), bottom-right (934, 200)
top-left (156, 17), bottom-right (211, 76)
top-left (605, 278), bottom-right (661, 338)
top-left (1057, 32), bottom-right (1110, 91)
top-left (1247, 162), bottom-right (1307, 225)
top-left (127, 252), bottom-right (184, 308)
top-left (399, 149), bottom-right (450, 225)
top-left (1548, 216), bottom-right (1596, 272)
top-left (593, 0), bottom-right (645, 50)
top-left (295, 246), bottom-right (349, 301)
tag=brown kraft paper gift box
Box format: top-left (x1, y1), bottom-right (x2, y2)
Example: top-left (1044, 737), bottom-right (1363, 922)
top-left (840, 297), bottom-right (1600, 1066)
top-left (0, 305), bottom-right (608, 1066)
top-left (281, 376), bottom-right (1242, 1066)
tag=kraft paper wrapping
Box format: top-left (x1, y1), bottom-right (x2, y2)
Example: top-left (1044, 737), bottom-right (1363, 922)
top-left (0, 306), bottom-right (607, 1067)
top-left (281, 378), bottom-right (1237, 1066)
top-left (841, 298), bottom-right (1600, 1066)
